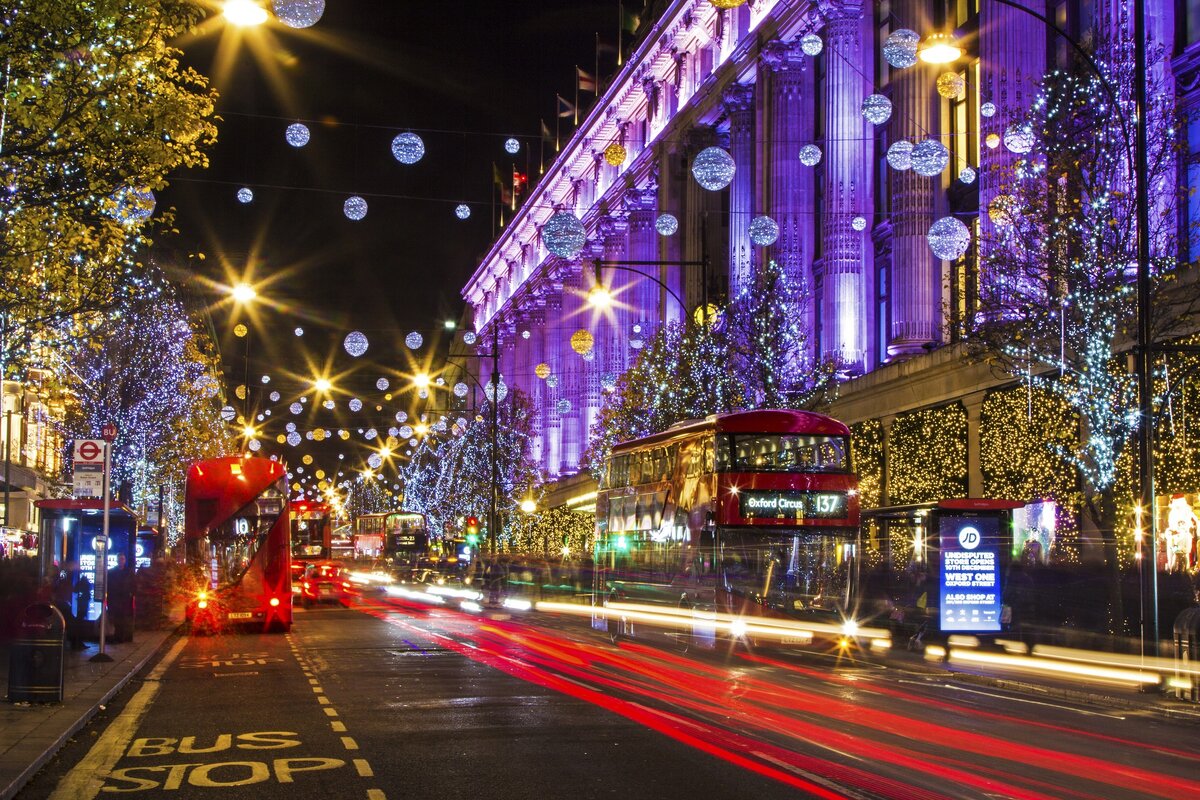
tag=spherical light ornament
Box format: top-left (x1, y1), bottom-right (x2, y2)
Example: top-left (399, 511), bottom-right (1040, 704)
top-left (343, 331), bottom-right (369, 357)
top-left (749, 215), bottom-right (780, 246)
top-left (399, 425), bottom-right (413, 439)
top-left (861, 94), bottom-right (893, 125)
top-left (391, 132), bottom-right (425, 164)
top-left (655, 213), bottom-right (679, 236)
top-left (927, 216), bottom-right (972, 261)
top-left (570, 329), bottom-right (594, 355)
top-left (545, 374), bottom-right (559, 389)
top-left (343, 196), bottom-right (368, 221)
top-left (604, 143), bottom-right (627, 166)
top-left (302, 454), bottom-right (314, 466)
top-left (235, 385), bottom-right (247, 400)
top-left (287, 432), bottom-right (301, 447)
top-left (395, 411), bottom-right (408, 423)
top-left (234, 324), bottom-right (248, 338)
top-left (630, 337), bottom-right (645, 350)
top-left (367, 453), bottom-right (383, 470)
top-left (535, 363), bottom-right (551, 380)
top-left (980, 101), bottom-right (997, 118)
top-left (798, 144), bottom-right (822, 167)
top-left (269, 391), bottom-right (280, 402)
top-left (111, 187), bottom-right (156, 223)
top-left (462, 332), bottom-right (477, 345)
top-left (852, 216), bottom-right (868, 232)
top-left (985, 133), bottom-right (1001, 149)
top-left (247, 438), bottom-right (262, 452)
top-left (886, 140), bottom-right (914, 171)
top-left (1003, 123), bottom-right (1035, 154)
top-left (376, 377), bottom-right (389, 391)
top-left (364, 428), bottom-right (377, 440)
top-left (483, 381), bottom-right (508, 403)
top-left (285, 422), bottom-right (296, 433)
top-left (273, 0), bottom-right (324, 28)
top-left (314, 429), bottom-right (327, 442)
top-left (504, 137), bottom-right (520, 155)
top-left (959, 166), bottom-right (977, 185)
top-left (581, 349), bottom-right (595, 362)
top-left (453, 382), bottom-right (469, 398)
top-left (556, 399), bottom-right (572, 416)
top-left (601, 372), bottom-right (617, 391)
top-left (294, 327), bottom-right (304, 337)
top-left (322, 399), bottom-right (335, 410)
top-left (911, 139), bottom-right (949, 177)
top-left (800, 33), bottom-right (823, 56)
top-left (542, 211), bottom-right (587, 259)
top-left (237, 187), bottom-right (254, 204)
top-left (220, 405), bottom-right (237, 422)
top-left (349, 398), bottom-right (362, 412)
top-left (455, 204), bottom-right (471, 220)
top-left (521, 330), bottom-right (530, 340)
top-left (936, 72), bottom-right (965, 99)
top-left (290, 402), bottom-right (303, 415)
top-left (261, 375), bottom-right (270, 384)
top-left (339, 430), bottom-right (349, 440)
top-left (988, 194), bottom-right (1017, 226)
top-left (883, 29), bottom-right (920, 69)
top-left (286, 123), bottom-right (310, 148)
top-left (691, 146), bottom-right (736, 191)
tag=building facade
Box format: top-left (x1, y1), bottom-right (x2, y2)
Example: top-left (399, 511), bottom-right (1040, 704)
top-left (460, 0), bottom-right (1192, 519)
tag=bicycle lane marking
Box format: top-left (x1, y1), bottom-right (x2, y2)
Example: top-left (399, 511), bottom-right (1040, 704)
top-left (47, 636), bottom-right (189, 800)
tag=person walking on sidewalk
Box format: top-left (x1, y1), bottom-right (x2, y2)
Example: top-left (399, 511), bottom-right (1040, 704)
top-left (53, 561), bottom-right (90, 649)
top-left (107, 552), bottom-right (136, 643)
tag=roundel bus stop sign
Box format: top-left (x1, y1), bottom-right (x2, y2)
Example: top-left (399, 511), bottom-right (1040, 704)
top-left (73, 439), bottom-right (105, 464)
top-left (101, 422), bottom-right (118, 442)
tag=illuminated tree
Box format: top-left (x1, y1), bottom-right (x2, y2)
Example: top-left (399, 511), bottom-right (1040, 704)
top-left (0, 0), bottom-right (218, 374)
top-left (888, 404), bottom-right (968, 505)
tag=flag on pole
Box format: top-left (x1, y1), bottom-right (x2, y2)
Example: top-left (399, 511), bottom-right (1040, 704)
top-left (576, 66), bottom-right (598, 94)
top-left (556, 94), bottom-right (576, 119)
top-left (512, 167), bottom-right (528, 211)
top-left (493, 162), bottom-right (512, 206)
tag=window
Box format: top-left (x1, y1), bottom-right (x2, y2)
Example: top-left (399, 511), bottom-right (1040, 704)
top-left (877, 255), bottom-right (890, 365)
top-left (1187, 109), bottom-right (1200, 262)
top-left (1185, 0), bottom-right (1200, 49)
top-left (721, 434), bottom-right (850, 473)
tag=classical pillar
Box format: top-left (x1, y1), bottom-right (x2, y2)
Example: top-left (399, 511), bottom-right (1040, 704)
top-left (543, 280), bottom-right (563, 478)
top-left (887, 0), bottom-right (938, 357)
top-left (598, 214), bottom-right (630, 377)
top-left (964, 393), bottom-right (984, 497)
top-left (761, 40), bottom-right (815, 358)
top-left (819, 0), bottom-right (869, 374)
top-left (723, 82), bottom-right (755, 296)
top-left (526, 300), bottom-right (546, 469)
top-left (624, 184), bottom-right (661, 336)
top-left (558, 261), bottom-right (587, 474)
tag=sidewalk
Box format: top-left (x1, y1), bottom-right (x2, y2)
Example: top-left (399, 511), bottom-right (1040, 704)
top-left (0, 622), bottom-right (178, 800)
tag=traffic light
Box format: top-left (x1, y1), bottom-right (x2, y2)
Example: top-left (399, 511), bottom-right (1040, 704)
top-left (465, 515), bottom-right (479, 544)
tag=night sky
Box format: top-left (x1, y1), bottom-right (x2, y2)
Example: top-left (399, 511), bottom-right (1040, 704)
top-left (160, 0), bottom-right (633, 479)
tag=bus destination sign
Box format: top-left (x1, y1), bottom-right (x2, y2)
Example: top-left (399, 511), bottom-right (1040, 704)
top-left (738, 490), bottom-right (846, 519)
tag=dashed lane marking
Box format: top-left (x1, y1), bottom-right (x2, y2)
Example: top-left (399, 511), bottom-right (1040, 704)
top-left (353, 760), bottom-right (373, 778)
top-left (367, 789), bottom-right (386, 799)
top-left (332, 721), bottom-right (347, 732)
top-left (340, 736), bottom-right (359, 751)
top-left (312, 686), bottom-right (324, 693)
top-left (318, 696), bottom-right (330, 705)
top-left (323, 708), bottom-right (338, 717)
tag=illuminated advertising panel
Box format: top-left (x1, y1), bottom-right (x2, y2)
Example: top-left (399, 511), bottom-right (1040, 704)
top-left (939, 514), bottom-right (1002, 632)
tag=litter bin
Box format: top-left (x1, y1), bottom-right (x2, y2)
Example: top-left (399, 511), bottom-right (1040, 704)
top-left (1173, 606), bottom-right (1200, 703)
top-left (7, 603), bottom-right (65, 704)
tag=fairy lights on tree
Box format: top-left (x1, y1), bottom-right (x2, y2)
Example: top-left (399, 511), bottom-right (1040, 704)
top-left (888, 404), bottom-right (968, 505)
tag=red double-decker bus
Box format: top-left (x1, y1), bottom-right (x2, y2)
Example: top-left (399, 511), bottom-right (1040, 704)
top-left (592, 409), bottom-right (862, 647)
top-left (184, 456), bottom-right (291, 632)
top-left (290, 500), bottom-right (332, 560)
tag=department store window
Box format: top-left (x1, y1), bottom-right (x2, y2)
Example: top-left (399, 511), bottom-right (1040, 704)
top-left (1183, 0), bottom-right (1200, 48)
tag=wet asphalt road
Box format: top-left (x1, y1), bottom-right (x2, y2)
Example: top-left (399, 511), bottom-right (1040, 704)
top-left (16, 593), bottom-right (1200, 800)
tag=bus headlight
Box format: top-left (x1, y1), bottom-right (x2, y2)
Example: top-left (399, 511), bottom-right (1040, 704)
top-left (197, 599), bottom-right (208, 610)
top-left (269, 597), bottom-right (280, 607)
top-left (730, 618), bottom-right (747, 638)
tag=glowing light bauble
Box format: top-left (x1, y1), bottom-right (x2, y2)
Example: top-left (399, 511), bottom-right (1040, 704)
top-left (286, 422), bottom-right (296, 432)
top-left (248, 439), bottom-right (262, 452)
top-left (911, 139), bottom-right (949, 177)
top-left (367, 453), bottom-right (383, 470)
top-left (302, 454), bottom-right (313, 466)
top-left (376, 378), bottom-right (389, 391)
top-left (339, 430), bottom-right (349, 440)
top-left (286, 123), bottom-right (310, 147)
top-left (405, 331), bottom-right (423, 350)
top-left (348, 398), bottom-right (362, 412)
top-left (604, 143), bottom-right (627, 166)
top-left (521, 330), bottom-right (530, 340)
top-left (391, 132), bottom-right (425, 165)
top-left (287, 432), bottom-right (301, 447)
top-left (545, 375), bottom-right (559, 388)
top-left (861, 94), bottom-right (892, 125)
top-left (556, 399), bottom-right (572, 415)
top-left (601, 372), bottom-right (617, 391)
top-left (237, 187), bottom-right (254, 204)
top-left (749, 215), bottom-right (780, 246)
top-left (582, 349), bottom-right (595, 362)
top-left (290, 402), bottom-right (303, 415)
top-left (655, 213), bottom-right (679, 236)
top-left (343, 196), bottom-right (368, 221)
top-left (484, 381), bottom-right (508, 403)
top-left (395, 411), bottom-right (408, 423)
top-left (886, 140), bottom-right (913, 171)
top-left (322, 399), bottom-right (334, 410)
top-left (936, 72), bottom-right (965, 99)
top-left (959, 166), bottom-right (977, 184)
top-left (455, 204), bottom-right (471, 220)
top-left (542, 211), bottom-right (587, 259)
top-left (570, 330), bottom-right (594, 355)
top-left (314, 429), bottom-right (327, 441)
top-left (269, 391), bottom-right (280, 402)
top-left (798, 144), bottom-right (822, 166)
top-left (926, 216), bottom-right (972, 260)
top-left (504, 137), bottom-right (520, 154)
top-left (294, 327), bottom-right (304, 336)
top-left (343, 331), bottom-right (369, 357)
top-left (980, 101), bottom-right (997, 118)
top-left (234, 324), bottom-right (248, 338)
top-left (399, 425), bottom-right (413, 439)
top-left (630, 337), bottom-right (644, 350)
top-left (365, 428), bottom-right (377, 440)
top-left (852, 216), bottom-right (868, 231)
top-left (691, 146), bottom-right (736, 191)
top-left (535, 363), bottom-right (551, 379)
top-left (1003, 123), bottom-right (1035, 154)
top-left (453, 382), bottom-right (469, 398)
top-left (435, 377), bottom-right (445, 385)
top-left (273, 0), bottom-right (324, 27)
top-left (988, 194), bottom-right (1017, 226)
top-left (261, 375), bottom-right (270, 384)
top-left (462, 331), bottom-right (477, 345)
top-left (220, 405), bottom-right (237, 422)
top-left (112, 187), bottom-right (155, 222)
top-left (883, 29), bottom-right (920, 69)
top-left (800, 33), bottom-right (823, 56)
top-left (985, 133), bottom-right (1001, 149)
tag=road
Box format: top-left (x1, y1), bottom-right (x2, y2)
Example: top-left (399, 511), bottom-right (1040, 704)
top-left (17, 593), bottom-right (1200, 800)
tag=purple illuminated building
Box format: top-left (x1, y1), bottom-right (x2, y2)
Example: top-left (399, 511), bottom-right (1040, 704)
top-left (460, 0), bottom-right (1192, 506)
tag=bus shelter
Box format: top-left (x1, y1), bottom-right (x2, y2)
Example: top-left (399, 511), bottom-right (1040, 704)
top-left (36, 498), bottom-right (139, 623)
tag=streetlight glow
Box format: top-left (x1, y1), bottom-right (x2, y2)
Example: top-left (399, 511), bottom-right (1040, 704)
top-left (223, 0), bottom-right (269, 27)
top-left (519, 498), bottom-right (537, 514)
top-left (918, 32), bottom-right (963, 64)
top-left (313, 378), bottom-right (332, 392)
top-left (413, 373), bottom-right (431, 389)
top-left (587, 284), bottom-right (614, 309)
top-left (242, 425), bottom-right (257, 438)
top-left (231, 282), bottom-right (257, 304)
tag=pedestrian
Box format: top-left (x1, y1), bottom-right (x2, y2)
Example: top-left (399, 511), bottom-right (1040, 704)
top-left (107, 552), bottom-right (136, 642)
top-left (54, 560), bottom-right (89, 649)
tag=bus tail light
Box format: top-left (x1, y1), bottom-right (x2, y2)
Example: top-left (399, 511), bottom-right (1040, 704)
top-left (197, 599), bottom-right (208, 609)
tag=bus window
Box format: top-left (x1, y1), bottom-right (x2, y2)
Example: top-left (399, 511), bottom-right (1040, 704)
top-left (726, 434), bottom-right (849, 473)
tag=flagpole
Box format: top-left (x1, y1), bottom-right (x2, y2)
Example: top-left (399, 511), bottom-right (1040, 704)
top-left (539, 118), bottom-right (545, 175)
top-left (491, 161), bottom-right (496, 238)
top-left (618, 1), bottom-right (624, 66)
top-left (574, 65), bottom-right (580, 126)
top-left (595, 33), bottom-right (601, 96)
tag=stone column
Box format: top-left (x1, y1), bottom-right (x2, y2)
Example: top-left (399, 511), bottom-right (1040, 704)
top-left (543, 278), bottom-right (564, 479)
top-left (819, 0), bottom-right (869, 374)
top-left (558, 261), bottom-right (587, 474)
top-left (723, 83), bottom-right (755, 296)
top-left (761, 40), bottom-right (815, 355)
top-left (526, 299), bottom-right (546, 469)
top-left (624, 184), bottom-right (661, 336)
top-left (598, 215), bottom-right (630, 377)
top-left (964, 393), bottom-right (984, 497)
top-left (887, 0), bottom-right (938, 357)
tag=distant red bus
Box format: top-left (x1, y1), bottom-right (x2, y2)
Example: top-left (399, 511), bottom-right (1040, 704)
top-left (290, 500), bottom-right (332, 559)
top-left (184, 456), bottom-right (291, 632)
top-left (593, 410), bottom-right (861, 645)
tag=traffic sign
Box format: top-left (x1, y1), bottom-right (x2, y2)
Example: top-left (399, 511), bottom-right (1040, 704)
top-left (73, 439), bottom-right (105, 465)
top-left (101, 423), bottom-right (118, 442)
